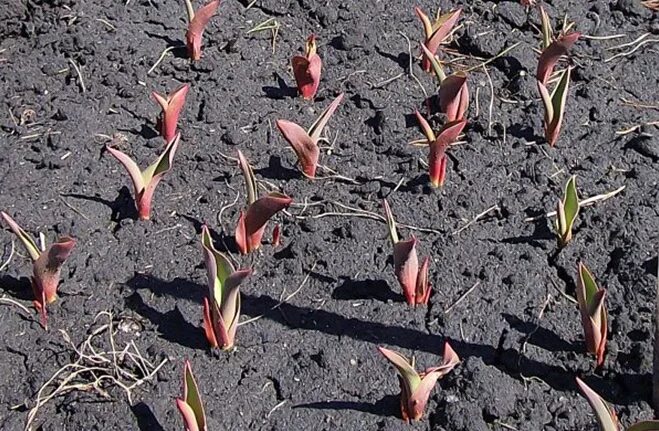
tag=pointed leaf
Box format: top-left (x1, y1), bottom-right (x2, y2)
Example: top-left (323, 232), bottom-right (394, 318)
top-left (439, 73), bottom-right (469, 122)
top-left (382, 199), bottom-right (399, 245)
top-left (237, 150), bottom-right (257, 205)
top-left (420, 42), bottom-right (446, 84)
top-left (106, 145), bottom-right (146, 198)
top-left (276, 119), bottom-right (319, 177)
top-left (393, 237), bottom-right (419, 305)
top-left (415, 110), bottom-right (436, 142)
top-left (377, 346), bottom-right (422, 392)
top-left (562, 175), bottom-right (579, 235)
top-left (536, 32), bottom-right (580, 84)
top-left (539, 5), bottom-right (552, 49)
top-left (308, 93), bottom-right (344, 142)
top-left (186, 0), bottom-right (220, 61)
top-left (138, 133), bottom-right (180, 220)
top-left (201, 225), bottom-right (236, 303)
top-left (423, 9), bottom-right (461, 71)
top-left (202, 297), bottom-right (218, 348)
top-left (176, 399), bottom-right (200, 431)
top-left (428, 119), bottom-right (466, 187)
top-left (182, 360), bottom-right (206, 431)
top-left (546, 67), bottom-right (572, 147)
top-left (33, 236), bottom-right (75, 304)
top-left (416, 257), bottom-right (431, 305)
top-left (292, 54), bottom-right (322, 101)
top-left (576, 377), bottom-right (619, 431)
top-left (537, 80), bottom-right (555, 128)
top-left (0, 211), bottom-right (41, 261)
top-left (154, 83), bottom-right (189, 143)
top-left (236, 193), bottom-right (292, 254)
top-left (218, 269), bottom-right (251, 337)
top-left (414, 7), bottom-right (433, 42)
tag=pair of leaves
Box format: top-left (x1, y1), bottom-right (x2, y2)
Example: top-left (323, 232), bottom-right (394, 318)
top-left (234, 151), bottom-right (292, 254)
top-left (106, 134), bottom-right (180, 220)
top-left (276, 93), bottom-right (344, 178)
top-left (292, 35), bottom-right (322, 100)
top-left (153, 84), bottom-right (189, 143)
top-left (383, 200), bottom-right (431, 306)
top-left (176, 360), bottom-right (207, 431)
top-left (556, 175), bottom-right (579, 247)
top-left (536, 7), bottom-right (580, 147)
top-left (201, 225), bottom-right (251, 350)
top-left (378, 343), bottom-right (459, 421)
top-left (0, 211), bottom-right (76, 328)
top-left (577, 377), bottom-right (659, 431)
top-left (184, 0), bottom-right (220, 61)
top-left (577, 262), bottom-right (608, 367)
top-left (415, 7), bottom-right (462, 73)
top-left (415, 111), bottom-right (466, 187)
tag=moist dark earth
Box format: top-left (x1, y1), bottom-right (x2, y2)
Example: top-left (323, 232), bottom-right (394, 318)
top-left (1, 0), bottom-right (658, 429)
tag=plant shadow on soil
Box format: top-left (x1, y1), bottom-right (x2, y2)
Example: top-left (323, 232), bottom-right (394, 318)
top-left (0, 274), bottom-right (34, 301)
top-left (62, 188), bottom-right (138, 223)
top-left (124, 275), bottom-right (648, 406)
top-left (293, 394), bottom-right (400, 418)
top-left (131, 402), bottom-right (165, 431)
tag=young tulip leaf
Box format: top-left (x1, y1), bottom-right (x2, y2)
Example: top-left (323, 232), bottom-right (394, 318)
top-left (176, 360), bottom-right (207, 431)
top-left (106, 133), bottom-right (180, 220)
top-left (153, 84), bottom-right (190, 143)
top-left (439, 72), bottom-right (469, 122)
top-left (378, 343), bottom-right (459, 421)
top-left (235, 193), bottom-right (292, 254)
top-left (415, 110), bottom-right (436, 142)
top-left (185, 0), bottom-right (220, 61)
top-left (420, 42), bottom-right (446, 84)
top-left (292, 35), bottom-right (322, 100)
top-left (1, 211), bottom-right (75, 328)
top-left (428, 119), bottom-right (467, 187)
top-left (415, 7), bottom-right (462, 72)
top-left (555, 175), bottom-right (579, 247)
top-left (539, 5), bottom-right (552, 50)
top-left (416, 257), bottom-right (431, 305)
top-left (576, 377), bottom-right (619, 431)
top-left (276, 93), bottom-right (344, 178)
top-left (536, 30), bottom-right (579, 147)
top-left (237, 150), bottom-right (257, 205)
top-left (577, 262), bottom-right (608, 367)
top-left (201, 225), bottom-right (251, 350)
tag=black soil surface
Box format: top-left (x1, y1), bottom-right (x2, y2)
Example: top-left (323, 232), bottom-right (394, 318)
top-left (1, 0), bottom-right (659, 430)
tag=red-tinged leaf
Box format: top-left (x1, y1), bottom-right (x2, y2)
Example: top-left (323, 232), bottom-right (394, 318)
top-left (186, 0), bottom-right (220, 61)
top-left (202, 297), bottom-right (218, 348)
top-left (536, 32), bottom-right (580, 85)
top-left (276, 119), bottom-right (319, 178)
top-left (32, 236), bottom-right (75, 304)
top-left (377, 346), bottom-right (422, 391)
top-left (539, 5), bottom-right (552, 49)
top-left (237, 150), bottom-right (257, 205)
top-left (415, 257), bottom-right (431, 305)
top-left (414, 7), bottom-right (433, 42)
top-left (420, 38), bottom-right (447, 84)
top-left (0, 211), bottom-right (41, 261)
top-left (428, 119), bottom-right (466, 187)
top-left (181, 361), bottom-right (206, 431)
top-left (235, 193), bottom-right (292, 254)
top-left (176, 399), bottom-right (200, 431)
top-left (545, 67), bottom-right (572, 147)
top-left (106, 145), bottom-right (146, 201)
top-left (137, 134), bottom-right (180, 220)
top-left (292, 54), bottom-right (322, 100)
top-left (577, 262), bottom-right (608, 366)
top-left (308, 93), bottom-right (344, 142)
top-left (153, 84), bottom-right (189, 143)
top-left (439, 73), bottom-right (469, 122)
top-left (421, 9), bottom-right (462, 72)
top-left (576, 377), bottom-right (619, 431)
top-left (393, 237), bottom-right (419, 305)
top-left (414, 111), bottom-right (436, 142)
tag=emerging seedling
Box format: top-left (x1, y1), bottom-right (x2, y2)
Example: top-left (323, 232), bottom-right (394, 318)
top-left (415, 7), bottom-right (462, 73)
top-left (536, 7), bottom-right (580, 147)
top-left (383, 200), bottom-right (431, 306)
top-left (292, 35), bottom-right (322, 100)
top-left (153, 84), bottom-right (190, 143)
top-left (439, 72), bottom-right (469, 122)
top-left (184, 0), bottom-right (220, 61)
top-left (176, 360), bottom-right (207, 431)
top-left (555, 175), bottom-right (579, 247)
top-left (415, 111), bottom-right (466, 187)
top-left (0, 211), bottom-right (75, 327)
top-left (275, 93), bottom-right (344, 178)
top-left (378, 343), bottom-right (459, 422)
top-left (234, 151), bottom-right (292, 254)
top-left (201, 225), bottom-right (251, 350)
top-left (577, 262), bottom-right (607, 367)
top-left (106, 134), bottom-right (180, 220)
top-left (577, 377), bottom-right (659, 431)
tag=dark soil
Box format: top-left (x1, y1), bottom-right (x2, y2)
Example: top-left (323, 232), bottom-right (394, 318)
top-left (1, 0), bottom-right (658, 430)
